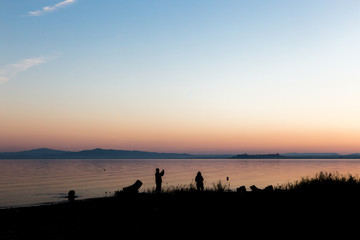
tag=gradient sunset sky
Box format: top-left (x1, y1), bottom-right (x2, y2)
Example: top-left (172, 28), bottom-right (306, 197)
top-left (1, 0), bottom-right (360, 154)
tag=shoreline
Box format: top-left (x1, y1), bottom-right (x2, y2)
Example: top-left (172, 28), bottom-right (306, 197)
top-left (2, 172), bottom-right (360, 238)
top-left (2, 189), bottom-right (360, 238)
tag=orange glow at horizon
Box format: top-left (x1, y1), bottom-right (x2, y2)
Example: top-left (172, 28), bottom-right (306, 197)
top-left (2, 112), bottom-right (360, 154)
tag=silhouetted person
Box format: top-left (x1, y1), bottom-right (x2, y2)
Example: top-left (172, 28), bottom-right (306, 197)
top-left (155, 168), bottom-right (165, 193)
top-left (195, 171), bottom-right (204, 191)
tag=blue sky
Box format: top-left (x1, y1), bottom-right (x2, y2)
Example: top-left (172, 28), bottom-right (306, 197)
top-left (1, 0), bottom-right (360, 153)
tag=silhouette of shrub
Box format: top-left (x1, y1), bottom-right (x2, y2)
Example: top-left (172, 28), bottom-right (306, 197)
top-left (276, 171), bottom-right (360, 193)
top-left (211, 180), bottom-right (230, 192)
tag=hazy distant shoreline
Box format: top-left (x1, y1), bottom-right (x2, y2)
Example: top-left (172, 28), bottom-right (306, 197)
top-left (1, 148), bottom-right (360, 159)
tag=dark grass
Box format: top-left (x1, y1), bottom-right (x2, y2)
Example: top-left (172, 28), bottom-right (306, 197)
top-left (2, 171), bottom-right (360, 239)
top-left (276, 171), bottom-right (360, 192)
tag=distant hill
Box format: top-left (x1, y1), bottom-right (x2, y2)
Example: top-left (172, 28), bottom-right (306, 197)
top-left (231, 152), bottom-right (360, 159)
top-left (343, 153), bottom-right (360, 158)
top-left (0, 148), bottom-right (219, 159)
top-left (54, 148), bottom-right (195, 159)
top-left (1, 148), bottom-right (360, 159)
top-left (231, 153), bottom-right (284, 159)
top-left (282, 153), bottom-right (341, 158)
top-left (0, 148), bottom-right (71, 159)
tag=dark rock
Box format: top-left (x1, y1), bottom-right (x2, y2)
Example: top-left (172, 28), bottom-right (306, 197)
top-left (263, 185), bottom-right (274, 192)
top-left (67, 190), bottom-right (76, 201)
top-left (237, 186), bottom-right (247, 193)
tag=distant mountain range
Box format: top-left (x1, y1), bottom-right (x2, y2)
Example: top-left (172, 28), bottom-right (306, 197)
top-left (1, 148), bottom-right (360, 159)
top-left (0, 148), bottom-right (232, 159)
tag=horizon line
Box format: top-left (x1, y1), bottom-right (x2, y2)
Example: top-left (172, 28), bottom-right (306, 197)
top-left (0, 147), bottom-right (357, 156)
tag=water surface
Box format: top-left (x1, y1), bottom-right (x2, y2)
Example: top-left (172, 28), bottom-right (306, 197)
top-left (1, 158), bottom-right (360, 208)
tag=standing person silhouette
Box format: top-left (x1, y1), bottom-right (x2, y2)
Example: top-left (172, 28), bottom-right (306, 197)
top-left (195, 171), bottom-right (204, 191)
top-left (155, 168), bottom-right (165, 193)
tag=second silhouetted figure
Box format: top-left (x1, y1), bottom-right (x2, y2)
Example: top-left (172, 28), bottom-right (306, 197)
top-left (195, 171), bottom-right (204, 191)
top-left (155, 168), bottom-right (165, 193)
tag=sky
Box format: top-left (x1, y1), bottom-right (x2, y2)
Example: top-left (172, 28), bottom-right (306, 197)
top-left (1, 0), bottom-right (360, 154)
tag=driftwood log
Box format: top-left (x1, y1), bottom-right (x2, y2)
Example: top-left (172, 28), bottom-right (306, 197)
top-left (123, 180), bottom-right (143, 193)
top-left (249, 185), bottom-right (274, 192)
top-left (250, 185), bottom-right (261, 192)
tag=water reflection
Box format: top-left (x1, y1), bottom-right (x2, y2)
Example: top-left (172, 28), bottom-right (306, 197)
top-left (1, 159), bottom-right (360, 207)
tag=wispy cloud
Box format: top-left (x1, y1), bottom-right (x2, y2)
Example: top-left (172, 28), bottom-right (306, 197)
top-left (0, 57), bottom-right (47, 84)
top-left (29, 0), bottom-right (76, 16)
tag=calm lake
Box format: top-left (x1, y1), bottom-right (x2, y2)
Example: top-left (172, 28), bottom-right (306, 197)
top-left (1, 158), bottom-right (360, 208)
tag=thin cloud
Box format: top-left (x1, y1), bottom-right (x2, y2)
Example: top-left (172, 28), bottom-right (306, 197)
top-left (0, 57), bottom-right (46, 84)
top-left (29, 0), bottom-right (76, 16)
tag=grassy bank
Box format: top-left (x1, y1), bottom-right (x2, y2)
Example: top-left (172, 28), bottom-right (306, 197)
top-left (1, 171), bottom-right (360, 239)
top-left (277, 171), bottom-right (360, 192)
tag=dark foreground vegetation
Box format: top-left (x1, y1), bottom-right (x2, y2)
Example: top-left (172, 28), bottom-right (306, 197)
top-left (1, 172), bottom-right (360, 239)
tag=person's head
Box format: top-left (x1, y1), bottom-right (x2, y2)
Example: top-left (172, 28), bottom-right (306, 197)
top-left (156, 168), bottom-right (159, 173)
top-left (197, 171), bottom-right (201, 176)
